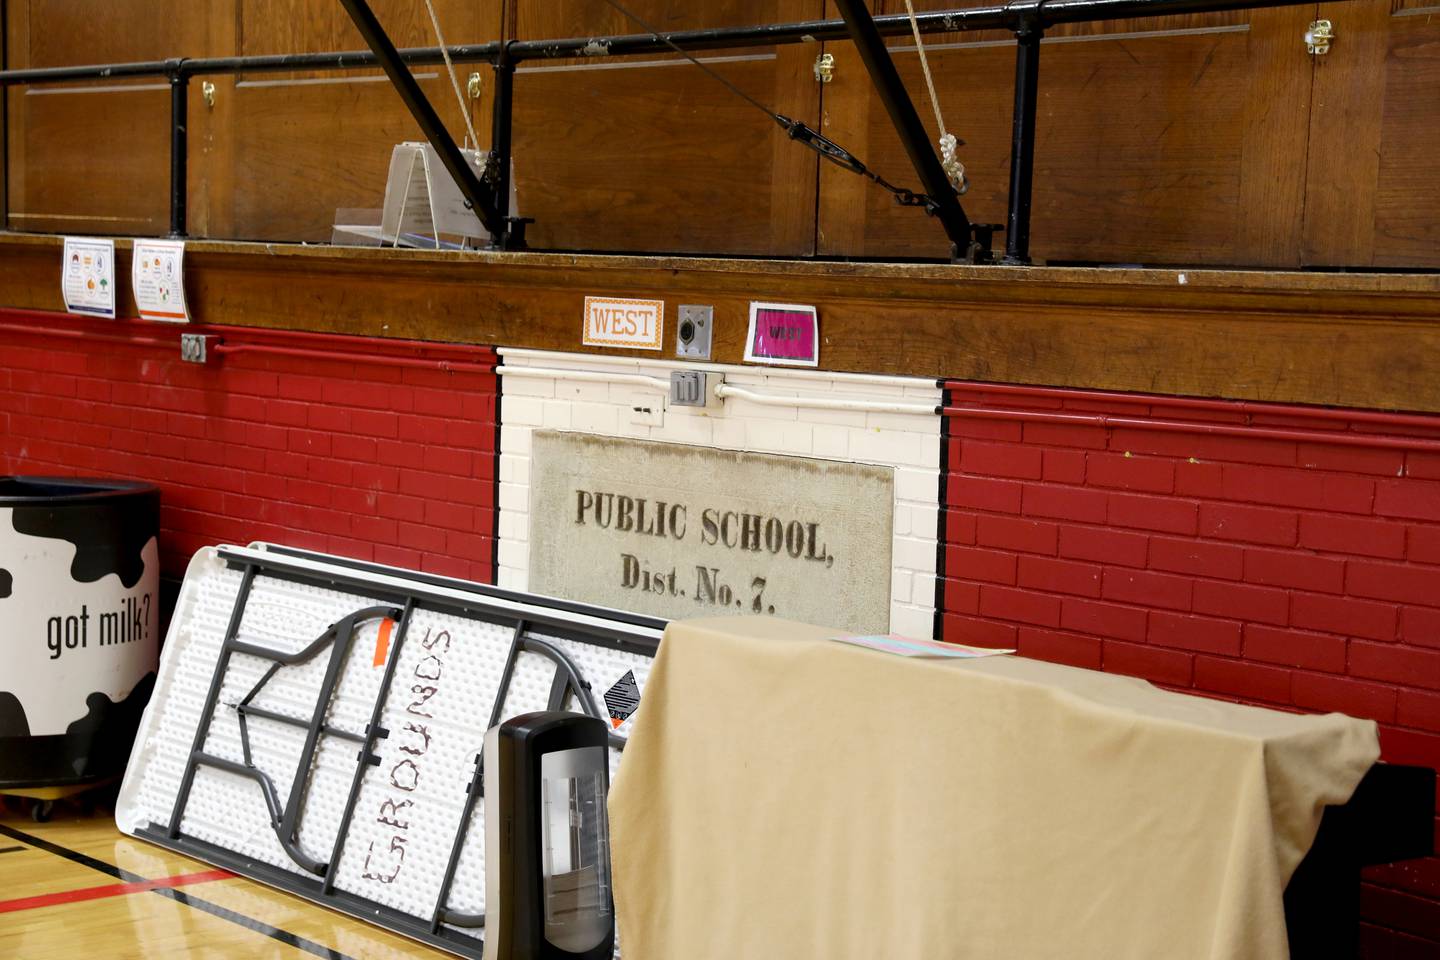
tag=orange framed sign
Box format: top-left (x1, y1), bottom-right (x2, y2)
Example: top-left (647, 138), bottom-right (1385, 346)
top-left (582, 296), bottom-right (664, 350)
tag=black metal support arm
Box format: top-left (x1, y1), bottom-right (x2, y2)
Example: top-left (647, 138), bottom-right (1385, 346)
top-left (831, 0), bottom-right (981, 262)
top-left (335, 0), bottom-right (516, 249)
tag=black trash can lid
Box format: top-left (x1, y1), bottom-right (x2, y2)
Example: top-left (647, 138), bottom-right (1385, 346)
top-left (0, 476), bottom-right (159, 505)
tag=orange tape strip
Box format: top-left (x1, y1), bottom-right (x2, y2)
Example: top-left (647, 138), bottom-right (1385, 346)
top-left (374, 618), bottom-right (395, 667)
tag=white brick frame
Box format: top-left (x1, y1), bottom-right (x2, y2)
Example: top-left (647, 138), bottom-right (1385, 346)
top-left (496, 348), bottom-right (943, 639)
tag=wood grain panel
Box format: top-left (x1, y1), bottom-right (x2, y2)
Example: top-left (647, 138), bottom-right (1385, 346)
top-left (187, 1), bottom-right (241, 239)
top-left (513, 57), bottom-right (808, 254)
top-left (1235, 4), bottom-right (1317, 267)
top-left (508, 1), bottom-right (822, 256)
top-left (869, 0), bottom-right (1251, 50)
top-left (1370, 4), bottom-right (1440, 266)
top-left (6, 2), bottom-right (212, 236)
top-left (821, 23), bottom-right (1287, 264)
top-left (514, 1), bottom-right (784, 38)
top-left (3, 233), bottom-right (1439, 412)
top-left (240, 0), bottom-right (478, 71)
top-left (223, 74), bottom-right (480, 241)
top-left (1300, 0), bottom-right (1440, 267)
top-left (26, 0), bottom-right (198, 67)
top-left (1302, 0), bottom-right (1390, 266)
top-left (2, 0), bottom-right (18, 231)
top-left (7, 85), bottom-right (172, 234)
top-left (216, 0), bottom-right (495, 241)
top-left (817, 2), bottom-right (1322, 266)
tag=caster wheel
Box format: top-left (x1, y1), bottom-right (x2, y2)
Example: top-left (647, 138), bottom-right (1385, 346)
top-left (31, 799), bottom-right (54, 823)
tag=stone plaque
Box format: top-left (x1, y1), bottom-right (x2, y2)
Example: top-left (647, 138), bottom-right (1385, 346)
top-left (528, 432), bottom-right (894, 633)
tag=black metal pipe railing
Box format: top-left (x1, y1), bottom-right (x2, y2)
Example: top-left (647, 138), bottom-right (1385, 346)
top-left (0, 0), bottom-right (1314, 83)
top-left (0, 0), bottom-right (1327, 256)
top-left (490, 47), bottom-right (516, 231)
top-left (1003, 21), bottom-right (1043, 264)
top-left (169, 71), bottom-right (188, 238)
top-left (1, 7), bottom-right (8, 232)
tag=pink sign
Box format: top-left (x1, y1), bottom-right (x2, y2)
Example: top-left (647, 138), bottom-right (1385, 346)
top-left (745, 302), bottom-right (819, 367)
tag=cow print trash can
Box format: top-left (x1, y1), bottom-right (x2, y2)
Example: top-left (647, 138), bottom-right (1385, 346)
top-left (0, 477), bottom-right (160, 802)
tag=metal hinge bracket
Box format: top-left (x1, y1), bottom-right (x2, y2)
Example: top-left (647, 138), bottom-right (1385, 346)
top-left (814, 52), bottom-right (835, 83)
top-left (1305, 20), bottom-right (1334, 56)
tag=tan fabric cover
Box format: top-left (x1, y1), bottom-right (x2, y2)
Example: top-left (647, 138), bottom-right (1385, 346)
top-left (609, 616), bottom-right (1379, 960)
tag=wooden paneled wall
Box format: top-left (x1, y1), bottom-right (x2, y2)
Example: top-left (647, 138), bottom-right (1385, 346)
top-left (4, 1), bottom-right (494, 240)
top-left (4, 0), bottom-right (1439, 267)
top-left (509, 1), bottom-right (823, 256)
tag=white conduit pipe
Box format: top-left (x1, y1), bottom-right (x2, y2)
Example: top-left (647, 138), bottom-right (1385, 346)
top-left (495, 365), bottom-right (671, 392)
top-left (495, 365), bottom-right (940, 416)
top-left (715, 383), bottom-right (940, 417)
top-left (499, 346), bottom-right (928, 389)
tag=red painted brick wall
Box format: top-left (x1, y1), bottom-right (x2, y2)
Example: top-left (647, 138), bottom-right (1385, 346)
top-left (0, 310), bottom-right (498, 583)
top-left (939, 381), bottom-right (1440, 956)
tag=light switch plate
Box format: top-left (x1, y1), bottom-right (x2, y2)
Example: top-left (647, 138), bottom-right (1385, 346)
top-left (629, 394), bottom-right (664, 426)
top-left (180, 334), bottom-right (213, 364)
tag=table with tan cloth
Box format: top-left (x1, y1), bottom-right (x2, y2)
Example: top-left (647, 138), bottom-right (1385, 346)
top-left (608, 616), bottom-right (1379, 960)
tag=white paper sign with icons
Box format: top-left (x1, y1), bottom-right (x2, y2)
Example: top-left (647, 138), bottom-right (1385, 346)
top-left (132, 239), bottom-right (190, 323)
top-left (61, 236), bottom-right (117, 319)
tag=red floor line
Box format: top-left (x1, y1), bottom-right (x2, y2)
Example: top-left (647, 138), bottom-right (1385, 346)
top-left (0, 868), bottom-right (233, 914)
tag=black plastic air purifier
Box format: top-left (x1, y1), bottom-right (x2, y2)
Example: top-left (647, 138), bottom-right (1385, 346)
top-left (483, 711), bottom-right (614, 960)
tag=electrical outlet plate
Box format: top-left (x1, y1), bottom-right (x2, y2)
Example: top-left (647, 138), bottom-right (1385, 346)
top-left (675, 304), bottom-right (713, 360)
top-left (670, 371), bottom-right (707, 407)
top-left (180, 334), bottom-right (212, 364)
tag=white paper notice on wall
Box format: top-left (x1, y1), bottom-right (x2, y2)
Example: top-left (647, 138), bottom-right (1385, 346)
top-left (131, 239), bottom-right (190, 323)
top-left (583, 296), bottom-right (664, 350)
top-left (61, 237), bottom-right (117, 319)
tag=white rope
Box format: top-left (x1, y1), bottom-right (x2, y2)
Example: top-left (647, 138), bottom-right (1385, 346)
top-left (903, 0), bottom-right (967, 195)
top-left (424, 0), bottom-right (482, 153)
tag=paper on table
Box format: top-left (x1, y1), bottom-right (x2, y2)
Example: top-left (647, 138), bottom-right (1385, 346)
top-left (829, 633), bottom-right (1014, 658)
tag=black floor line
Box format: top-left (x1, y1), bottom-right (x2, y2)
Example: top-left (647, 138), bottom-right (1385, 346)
top-left (0, 823), bottom-right (131, 880)
top-left (156, 887), bottom-right (351, 960)
top-left (0, 845), bottom-right (25, 854)
top-left (0, 822), bottom-right (358, 960)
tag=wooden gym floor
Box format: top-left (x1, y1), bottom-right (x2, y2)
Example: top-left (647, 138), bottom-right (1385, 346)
top-left (0, 797), bottom-right (441, 959)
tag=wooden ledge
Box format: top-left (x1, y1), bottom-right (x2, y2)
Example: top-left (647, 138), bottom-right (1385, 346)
top-left (3, 232), bottom-right (1439, 412)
